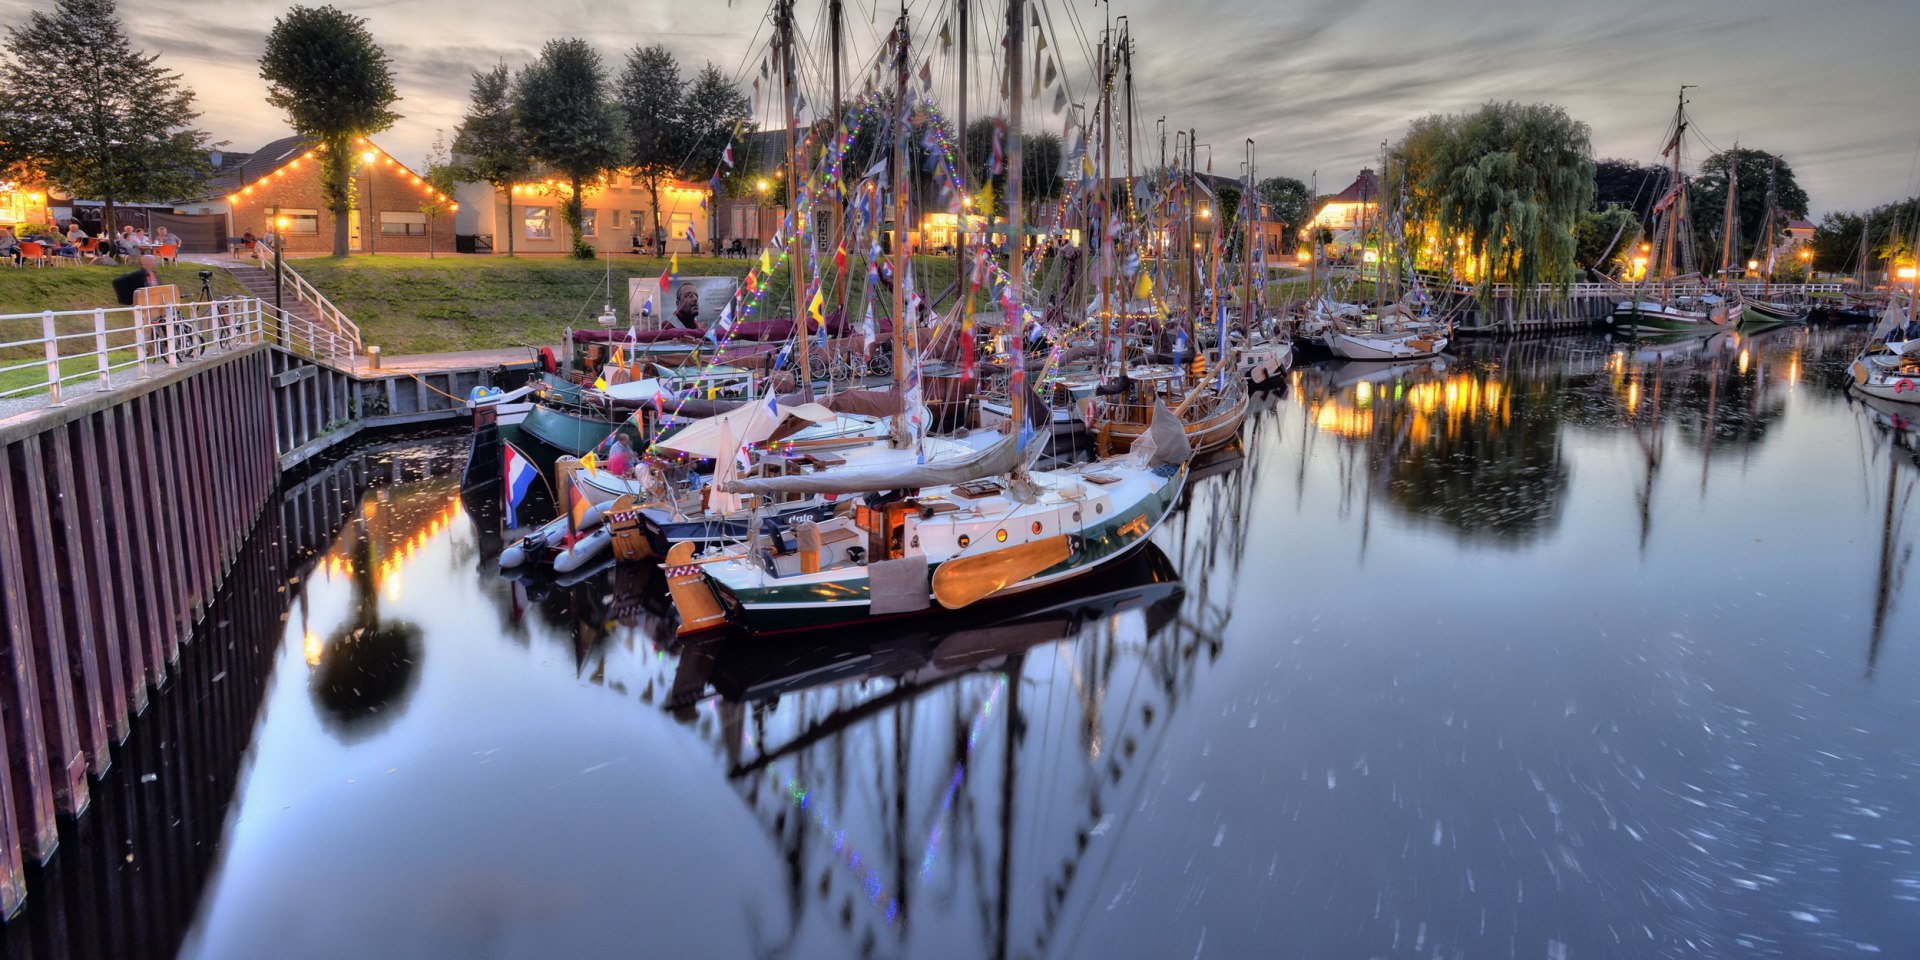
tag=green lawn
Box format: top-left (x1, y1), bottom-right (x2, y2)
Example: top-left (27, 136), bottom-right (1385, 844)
top-left (285, 253), bottom-right (965, 356)
top-left (0, 261), bottom-right (248, 316)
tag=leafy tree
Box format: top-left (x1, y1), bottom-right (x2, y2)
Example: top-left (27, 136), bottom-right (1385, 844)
top-left (1688, 147), bottom-right (1810, 272)
top-left (616, 44), bottom-right (686, 252)
top-left (0, 0), bottom-right (215, 234)
top-left (515, 39), bottom-right (624, 259)
top-left (1255, 177), bottom-right (1310, 250)
top-left (419, 131), bottom-right (457, 260)
top-left (680, 61), bottom-right (752, 242)
top-left (1592, 157), bottom-right (1663, 218)
top-left (1390, 101), bottom-right (1595, 300)
top-left (451, 63), bottom-right (530, 256)
top-left (1812, 199), bottom-right (1920, 277)
top-left (260, 4), bottom-right (400, 258)
top-left (1574, 206), bottom-right (1640, 272)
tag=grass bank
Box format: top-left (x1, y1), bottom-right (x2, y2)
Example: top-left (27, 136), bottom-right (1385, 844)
top-left (0, 262), bottom-right (248, 316)
top-left (287, 253), bottom-right (970, 356)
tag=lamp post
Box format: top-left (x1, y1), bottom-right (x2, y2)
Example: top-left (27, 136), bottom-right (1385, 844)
top-left (362, 149), bottom-right (378, 256)
top-left (754, 178), bottom-right (769, 254)
top-left (273, 213), bottom-right (288, 347)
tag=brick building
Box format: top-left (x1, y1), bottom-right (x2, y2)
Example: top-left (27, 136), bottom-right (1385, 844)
top-left (178, 135), bottom-right (458, 256)
top-left (453, 172), bottom-right (713, 256)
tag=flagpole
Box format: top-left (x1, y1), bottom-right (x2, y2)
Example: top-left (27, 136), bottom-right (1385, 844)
top-left (1006, 0), bottom-right (1026, 443)
top-left (955, 0), bottom-right (969, 288)
top-left (889, 9), bottom-right (913, 448)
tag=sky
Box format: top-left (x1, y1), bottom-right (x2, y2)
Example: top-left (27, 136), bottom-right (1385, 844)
top-left (8, 0), bottom-right (1917, 215)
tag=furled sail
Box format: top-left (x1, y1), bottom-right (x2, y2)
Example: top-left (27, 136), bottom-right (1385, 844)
top-left (722, 434), bottom-right (1023, 495)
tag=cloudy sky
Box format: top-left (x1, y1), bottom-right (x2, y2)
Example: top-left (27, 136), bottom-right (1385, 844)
top-left (11, 0), bottom-right (1917, 214)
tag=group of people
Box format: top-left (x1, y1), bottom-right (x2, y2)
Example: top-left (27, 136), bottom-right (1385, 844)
top-left (0, 220), bottom-right (173, 264)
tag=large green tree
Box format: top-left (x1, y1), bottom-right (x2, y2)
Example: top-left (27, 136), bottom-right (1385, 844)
top-left (1255, 176), bottom-right (1311, 250)
top-left (516, 39), bottom-right (624, 259)
top-left (1811, 199), bottom-right (1920, 277)
top-left (1689, 147), bottom-right (1810, 272)
top-left (0, 0), bottom-right (214, 233)
top-left (680, 61), bottom-right (752, 246)
top-left (1391, 101), bottom-right (1595, 301)
top-left (260, 4), bottom-right (400, 258)
top-left (616, 44), bottom-right (686, 252)
top-left (451, 63), bottom-right (531, 256)
top-left (1592, 157), bottom-right (1663, 218)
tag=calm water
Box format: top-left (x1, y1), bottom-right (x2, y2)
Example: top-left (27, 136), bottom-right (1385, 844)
top-left (8, 326), bottom-right (1920, 960)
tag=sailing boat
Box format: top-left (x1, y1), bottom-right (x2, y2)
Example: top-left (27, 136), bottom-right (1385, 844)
top-left (1612, 88), bottom-right (1745, 336)
top-left (1740, 157), bottom-right (1810, 326)
top-left (667, 5), bottom-right (1191, 634)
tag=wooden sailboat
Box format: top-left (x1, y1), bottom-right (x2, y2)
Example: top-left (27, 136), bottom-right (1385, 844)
top-left (670, 3), bottom-right (1190, 635)
top-left (1740, 157), bottom-right (1810, 326)
top-left (1612, 87), bottom-right (1744, 336)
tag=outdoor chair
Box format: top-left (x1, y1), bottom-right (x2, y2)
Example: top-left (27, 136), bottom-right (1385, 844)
top-left (18, 241), bottom-right (47, 266)
top-left (156, 243), bottom-right (179, 265)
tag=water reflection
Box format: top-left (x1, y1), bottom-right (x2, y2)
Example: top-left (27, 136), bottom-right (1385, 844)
top-left (12, 323), bottom-right (1920, 959)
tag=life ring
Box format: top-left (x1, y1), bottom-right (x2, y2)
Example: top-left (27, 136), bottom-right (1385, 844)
top-left (539, 346), bottom-right (558, 374)
top-left (1898, 379), bottom-right (1915, 394)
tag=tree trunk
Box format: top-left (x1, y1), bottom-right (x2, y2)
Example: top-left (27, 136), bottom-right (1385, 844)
top-left (646, 175), bottom-right (662, 258)
top-left (102, 198), bottom-right (117, 244)
top-left (428, 214), bottom-right (436, 260)
top-left (569, 173), bottom-right (585, 256)
top-left (501, 184), bottom-right (514, 257)
top-left (331, 136), bottom-right (350, 258)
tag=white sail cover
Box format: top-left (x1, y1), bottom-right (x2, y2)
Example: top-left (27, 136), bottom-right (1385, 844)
top-left (654, 400), bottom-right (837, 459)
top-left (723, 434), bottom-right (1025, 495)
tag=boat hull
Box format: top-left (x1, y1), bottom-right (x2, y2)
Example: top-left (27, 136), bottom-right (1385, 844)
top-left (706, 463), bottom-right (1187, 633)
top-left (1610, 300), bottom-right (1741, 336)
top-left (1092, 386), bottom-right (1249, 458)
top-left (1326, 332), bottom-right (1448, 361)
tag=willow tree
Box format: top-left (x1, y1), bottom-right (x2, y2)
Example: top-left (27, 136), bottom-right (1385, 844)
top-left (1390, 102), bottom-right (1594, 300)
top-left (260, 4), bottom-right (400, 258)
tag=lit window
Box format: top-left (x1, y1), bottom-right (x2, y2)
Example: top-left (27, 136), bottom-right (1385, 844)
top-left (379, 211), bottom-right (426, 236)
top-left (579, 209), bottom-right (597, 239)
top-left (669, 212), bottom-right (694, 250)
top-left (280, 208), bottom-right (319, 235)
top-left (524, 206), bottom-right (551, 240)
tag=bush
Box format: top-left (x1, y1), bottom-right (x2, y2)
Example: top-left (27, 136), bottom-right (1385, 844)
top-left (571, 238), bottom-right (596, 260)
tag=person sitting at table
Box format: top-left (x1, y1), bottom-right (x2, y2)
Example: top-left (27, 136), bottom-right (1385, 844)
top-left (65, 222), bottom-right (86, 243)
top-left (152, 226), bottom-right (171, 248)
top-left (0, 226), bottom-right (18, 264)
top-left (131, 227), bottom-right (151, 248)
top-left (116, 225), bottom-right (137, 256)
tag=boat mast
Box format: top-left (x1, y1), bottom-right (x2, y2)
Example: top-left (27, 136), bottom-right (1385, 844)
top-left (1660, 87), bottom-right (1690, 303)
top-left (1006, 0), bottom-right (1027, 435)
top-left (889, 8), bottom-right (913, 447)
top-left (1242, 138), bottom-right (1256, 347)
top-left (1187, 129), bottom-right (1197, 330)
top-left (955, 0), bottom-right (969, 281)
top-left (779, 0), bottom-right (813, 401)
top-left (1718, 145), bottom-right (1739, 282)
top-left (1308, 169), bottom-right (1317, 307)
top-left (1099, 24), bottom-right (1114, 374)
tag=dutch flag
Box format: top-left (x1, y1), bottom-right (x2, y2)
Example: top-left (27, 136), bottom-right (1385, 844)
top-left (503, 442), bottom-right (538, 529)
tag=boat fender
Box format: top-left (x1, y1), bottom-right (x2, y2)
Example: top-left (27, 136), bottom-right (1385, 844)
top-left (1900, 379), bottom-right (1915, 393)
top-left (470, 385), bottom-right (502, 403)
top-left (540, 347), bottom-right (558, 374)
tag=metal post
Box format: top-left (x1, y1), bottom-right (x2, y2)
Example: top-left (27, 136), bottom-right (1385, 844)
top-left (42, 310), bottom-right (61, 403)
top-left (93, 308), bottom-right (111, 387)
top-left (273, 233), bottom-right (286, 349)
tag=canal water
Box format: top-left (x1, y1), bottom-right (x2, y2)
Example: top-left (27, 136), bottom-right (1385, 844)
top-left (6, 326), bottom-right (1919, 959)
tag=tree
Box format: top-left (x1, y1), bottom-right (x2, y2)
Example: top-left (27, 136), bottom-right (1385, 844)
top-left (419, 132), bottom-right (457, 260)
top-left (1592, 158), bottom-right (1663, 218)
top-left (451, 63), bottom-right (530, 256)
top-left (260, 5), bottom-right (400, 258)
top-left (1689, 147), bottom-right (1810, 272)
top-left (517, 39), bottom-right (624, 259)
top-left (1390, 102), bottom-right (1595, 300)
top-left (616, 44), bottom-right (686, 254)
top-left (680, 61), bottom-right (751, 248)
top-left (1812, 199), bottom-right (1920, 277)
top-left (1574, 206), bottom-right (1640, 273)
top-left (0, 0), bottom-right (214, 234)
top-left (1255, 177), bottom-right (1310, 251)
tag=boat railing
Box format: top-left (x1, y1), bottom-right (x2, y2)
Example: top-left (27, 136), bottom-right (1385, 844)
top-left (1410, 269), bottom-right (1843, 300)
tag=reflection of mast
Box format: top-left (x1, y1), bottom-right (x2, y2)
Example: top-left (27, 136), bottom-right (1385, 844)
top-left (1630, 366), bottom-right (1667, 556)
top-left (1869, 455), bottom-right (1912, 677)
top-left (993, 652), bottom-right (1021, 960)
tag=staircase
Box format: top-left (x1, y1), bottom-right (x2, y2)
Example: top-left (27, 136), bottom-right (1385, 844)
top-left (222, 258), bottom-right (363, 354)
top-left (225, 262), bottom-right (323, 327)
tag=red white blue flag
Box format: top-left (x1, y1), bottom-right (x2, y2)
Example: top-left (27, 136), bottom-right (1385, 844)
top-left (503, 441), bottom-right (538, 529)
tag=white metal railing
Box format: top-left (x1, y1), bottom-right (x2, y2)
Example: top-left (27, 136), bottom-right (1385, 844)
top-left (0, 296), bottom-right (359, 403)
top-left (1411, 271), bottom-right (1844, 300)
top-left (269, 244), bottom-right (363, 349)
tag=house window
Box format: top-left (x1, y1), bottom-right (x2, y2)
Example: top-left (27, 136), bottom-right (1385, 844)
top-left (629, 211), bottom-right (647, 237)
top-left (669, 212), bottom-right (693, 249)
top-left (611, 210), bottom-right (623, 229)
top-left (729, 207), bottom-right (744, 238)
top-left (524, 206), bottom-right (551, 240)
top-left (579, 209), bottom-right (597, 238)
top-left (745, 207), bottom-right (760, 238)
top-left (380, 211), bottom-right (427, 236)
top-left (281, 208), bottom-right (319, 234)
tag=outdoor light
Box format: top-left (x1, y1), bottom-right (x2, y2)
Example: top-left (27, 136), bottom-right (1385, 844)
top-left (756, 179), bottom-right (769, 193)
top-left (362, 150), bottom-right (377, 163)
top-left (1200, 206), bottom-right (1211, 220)
top-left (1747, 259), bottom-right (1759, 271)
top-left (1899, 266), bottom-right (1918, 281)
